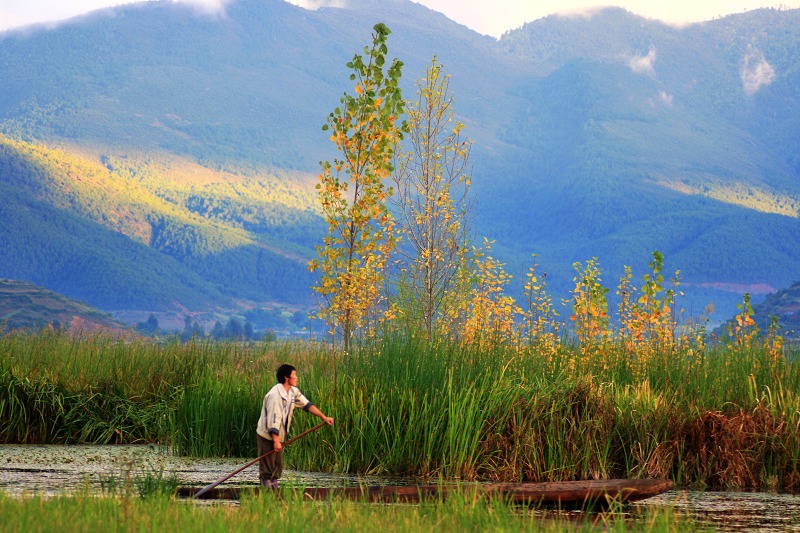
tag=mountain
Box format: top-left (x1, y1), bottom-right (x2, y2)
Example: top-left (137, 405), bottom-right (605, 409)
top-left (0, 0), bottom-right (798, 326)
top-left (0, 278), bottom-right (128, 333)
top-left (488, 7), bottom-right (800, 317)
top-left (0, 135), bottom-right (319, 312)
top-left (737, 281), bottom-right (800, 339)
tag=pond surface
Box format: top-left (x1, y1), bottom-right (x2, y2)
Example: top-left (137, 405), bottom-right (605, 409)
top-left (1, 444), bottom-right (799, 532)
top-left (0, 444), bottom-right (407, 496)
top-left (632, 489), bottom-right (800, 532)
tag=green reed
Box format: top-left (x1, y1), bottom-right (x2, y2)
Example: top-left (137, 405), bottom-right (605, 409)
top-left (170, 371), bottom-right (260, 457)
top-left (288, 336), bottom-right (800, 490)
top-left (0, 330), bottom-right (187, 444)
top-left (0, 489), bottom-right (696, 533)
top-left (2, 330), bottom-right (799, 491)
top-left (0, 365), bottom-right (172, 443)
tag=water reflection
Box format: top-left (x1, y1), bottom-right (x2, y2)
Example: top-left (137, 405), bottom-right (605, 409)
top-left (633, 490), bottom-right (800, 532)
top-left (1, 444), bottom-right (799, 532)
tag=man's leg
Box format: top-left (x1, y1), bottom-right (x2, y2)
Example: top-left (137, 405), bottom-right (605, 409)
top-left (257, 434), bottom-right (283, 487)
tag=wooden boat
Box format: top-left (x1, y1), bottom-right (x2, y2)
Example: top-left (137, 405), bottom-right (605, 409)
top-left (177, 478), bottom-right (674, 507)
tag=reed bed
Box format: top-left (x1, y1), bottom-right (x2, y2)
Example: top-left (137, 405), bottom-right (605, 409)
top-left (1, 330), bottom-right (799, 491)
top-left (0, 490), bottom-right (693, 533)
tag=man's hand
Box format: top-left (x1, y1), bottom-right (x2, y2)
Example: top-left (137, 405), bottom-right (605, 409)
top-left (272, 436), bottom-right (282, 452)
top-left (323, 416), bottom-right (334, 426)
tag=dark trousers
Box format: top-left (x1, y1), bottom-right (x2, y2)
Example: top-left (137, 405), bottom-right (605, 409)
top-left (257, 434), bottom-right (283, 486)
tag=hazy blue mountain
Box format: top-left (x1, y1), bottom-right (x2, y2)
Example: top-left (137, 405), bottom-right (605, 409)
top-left (492, 7), bottom-right (800, 318)
top-left (0, 0), bottom-right (798, 325)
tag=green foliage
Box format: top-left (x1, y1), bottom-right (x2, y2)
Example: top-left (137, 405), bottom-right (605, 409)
top-left (0, 489), bottom-right (694, 532)
top-left (2, 331), bottom-right (799, 491)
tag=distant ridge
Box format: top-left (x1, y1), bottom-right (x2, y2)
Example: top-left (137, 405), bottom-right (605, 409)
top-left (0, 279), bottom-right (129, 333)
top-left (747, 282), bottom-right (800, 338)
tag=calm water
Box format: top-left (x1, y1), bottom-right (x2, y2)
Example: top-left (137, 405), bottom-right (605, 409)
top-left (1, 444), bottom-right (798, 531)
top-left (0, 444), bottom-right (406, 494)
top-left (632, 489), bottom-right (800, 531)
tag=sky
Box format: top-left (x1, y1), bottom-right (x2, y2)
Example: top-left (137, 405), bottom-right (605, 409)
top-left (1, 0), bottom-right (799, 37)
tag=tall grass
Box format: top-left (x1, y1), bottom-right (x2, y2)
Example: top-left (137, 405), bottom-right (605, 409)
top-left (288, 336), bottom-right (800, 491)
top-left (0, 331), bottom-right (290, 448)
top-left (170, 371), bottom-right (259, 457)
top-left (0, 490), bottom-right (695, 533)
top-left (2, 330), bottom-right (799, 491)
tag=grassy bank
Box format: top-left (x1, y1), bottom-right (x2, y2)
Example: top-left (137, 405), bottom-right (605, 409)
top-left (1, 330), bottom-right (798, 491)
top-left (0, 490), bottom-right (692, 533)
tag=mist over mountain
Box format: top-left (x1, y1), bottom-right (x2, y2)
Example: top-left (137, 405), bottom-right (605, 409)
top-left (1, 0), bottom-right (798, 326)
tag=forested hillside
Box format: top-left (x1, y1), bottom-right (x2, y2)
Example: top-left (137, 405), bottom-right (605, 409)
top-left (0, 135), bottom-right (319, 311)
top-left (0, 0), bottom-right (798, 325)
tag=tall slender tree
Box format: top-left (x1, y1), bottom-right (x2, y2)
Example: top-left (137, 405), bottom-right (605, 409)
top-left (390, 58), bottom-right (473, 338)
top-left (309, 23), bottom-right (406, 350)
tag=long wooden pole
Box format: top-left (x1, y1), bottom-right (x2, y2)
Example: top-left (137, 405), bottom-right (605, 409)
top-left (194, 421), bottom-right (327, 499)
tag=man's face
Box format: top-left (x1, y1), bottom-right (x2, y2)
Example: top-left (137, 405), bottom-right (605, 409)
top-left (287, 370), bottom-right (299, 387)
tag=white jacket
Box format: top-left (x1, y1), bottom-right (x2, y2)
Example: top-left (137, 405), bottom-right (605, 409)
top-left (256, 383), bottom-right (312, 442)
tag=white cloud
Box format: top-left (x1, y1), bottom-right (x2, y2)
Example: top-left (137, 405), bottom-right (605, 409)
top-left (629, 48), bottom-right (656, 75)
top-left (740, 48), bottom-right (775, 95)
top-left (173, 0), bottom-right (228, 13)
top-left (170, 0), bottom-right (230, 21)
top-left (285, 0), bottom-right (350, 9)
top-left (0, 0), bottom-right (230, 32)
top-left (647, 90), bottom-right (673, 108)
top-left (553, 6), bottom-right (608, 20)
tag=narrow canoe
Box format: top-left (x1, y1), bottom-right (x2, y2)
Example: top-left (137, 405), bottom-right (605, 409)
top-left (178, 478), bottom-right (674, 506)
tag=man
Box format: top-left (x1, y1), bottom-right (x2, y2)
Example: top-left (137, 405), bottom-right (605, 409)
top-left (256, 364), bottom-right (334, 487)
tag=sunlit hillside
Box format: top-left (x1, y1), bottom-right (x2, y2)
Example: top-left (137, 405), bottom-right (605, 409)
top-left (0, 134), bottom-right (321, 312)
top-left (1, 0), bottom-right (799, 324)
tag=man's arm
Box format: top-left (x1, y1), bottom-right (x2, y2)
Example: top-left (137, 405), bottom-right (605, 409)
top-left (307, 404), bottom-right (334, 426)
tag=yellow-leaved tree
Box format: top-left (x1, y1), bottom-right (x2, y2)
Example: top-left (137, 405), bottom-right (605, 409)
top-left (309, 23), bottom-right (407, 350)
top-left (390, 58), bottom-right (474, 338)
top-left (461, 239), bottom-right (522, 347)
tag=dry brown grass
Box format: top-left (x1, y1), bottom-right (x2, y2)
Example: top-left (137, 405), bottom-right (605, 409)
top-left (657, 404), bottom-right (799, 491)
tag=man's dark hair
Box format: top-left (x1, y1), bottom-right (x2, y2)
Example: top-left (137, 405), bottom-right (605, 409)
top-left (276, 364), bottom-right (296, 384)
